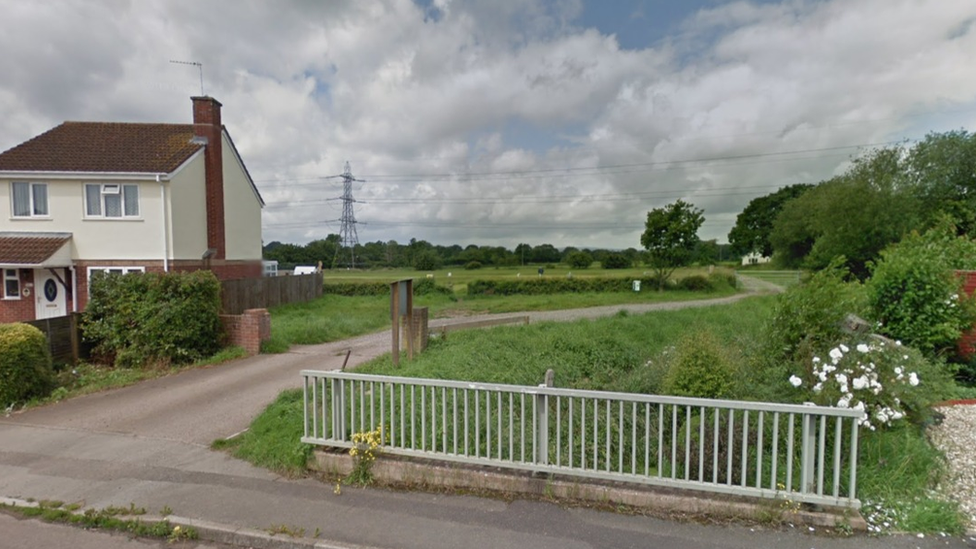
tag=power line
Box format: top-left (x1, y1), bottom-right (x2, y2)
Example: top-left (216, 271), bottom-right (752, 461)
top-left (254, 141), bottom-right (895, 185)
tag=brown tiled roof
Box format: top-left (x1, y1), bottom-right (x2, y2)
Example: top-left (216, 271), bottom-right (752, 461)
top-left (0, 122), bottom-right (204, 173)
top-left (0, 232), bottom-right (72, 265)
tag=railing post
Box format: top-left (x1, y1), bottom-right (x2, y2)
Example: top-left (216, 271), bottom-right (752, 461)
top-left (535, 369), bottom-right (555, 465)
top-left (800, 407), bottom-right (816, 495)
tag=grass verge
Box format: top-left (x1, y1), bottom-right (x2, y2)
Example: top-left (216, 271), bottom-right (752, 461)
top-left (211, 389), bottom-right (312, 477)
top-left (0, 500), bottom-right (197, 542)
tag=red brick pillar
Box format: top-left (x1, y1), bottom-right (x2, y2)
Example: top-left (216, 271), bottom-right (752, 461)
top-left (957, 271), bottom-right (976, 359)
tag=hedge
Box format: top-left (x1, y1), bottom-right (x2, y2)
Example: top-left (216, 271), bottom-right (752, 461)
top-left (0, 323), bottom-right (54, 406)
top-left (323, 279), bottom-right (452, 297)
top-left (82, 270), bottom-right (222, 368)
top-left (466, 274), bottom-right (730, 296)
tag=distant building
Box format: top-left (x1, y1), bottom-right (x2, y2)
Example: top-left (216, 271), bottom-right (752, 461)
top-left (741, 252), bottom-right (772, 266)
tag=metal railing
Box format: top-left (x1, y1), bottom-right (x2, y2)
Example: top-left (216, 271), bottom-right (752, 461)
top-left (301, 371), bottom-right (864, 508)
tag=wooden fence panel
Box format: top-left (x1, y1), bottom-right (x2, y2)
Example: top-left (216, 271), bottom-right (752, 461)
top-left (220, 272), bottom-right (323, 314)
top-left (25, 313), bottom-right (83, 365)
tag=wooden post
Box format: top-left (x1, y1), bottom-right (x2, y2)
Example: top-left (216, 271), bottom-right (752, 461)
top-left (69, 312), bottom-right (81, 365)
top-left (405, 280), bottom-right (414, 360)
top-left (390, 281), bottom-right (400, 367)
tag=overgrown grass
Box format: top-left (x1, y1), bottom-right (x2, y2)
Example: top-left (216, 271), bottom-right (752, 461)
top-left (263, 282), bottom-right (740, 353)
top-left (211, 389), bottom-right (312, 477)
top-left (241, 292), bottom-right (964, 533)
top-left (358, 296), bottom-right (773, 390)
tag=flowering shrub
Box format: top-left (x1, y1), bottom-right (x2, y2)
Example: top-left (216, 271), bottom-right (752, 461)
top-left (789, 340), bottom-right (942, 430)
top-left (347, 427), bottom-right (385, 485)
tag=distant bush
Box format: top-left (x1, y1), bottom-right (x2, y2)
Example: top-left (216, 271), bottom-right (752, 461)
top-left (323, 282), bottom-right (389, 296)
top-left (464, 261), bottom-right (483, 270)
top-left (676, 275), bottom-right (713, 291)
top-left (565, 251), bottom-right (593, 269)
top-left (601, 253), bottom-right (631, 269)
top-left (82, 271), bottom-right (222, 368)
top-left (0, 323), bottom-right (54, 406)
top-left (661, 330), bottom-right (740, 399)
top-left (467, 277), bottom-right (654, 295)
top-left (413, 278), bottom-right (453, 296)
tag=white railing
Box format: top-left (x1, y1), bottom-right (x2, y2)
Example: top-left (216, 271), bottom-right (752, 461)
top-left (301, 371), bottom-right (864, 508)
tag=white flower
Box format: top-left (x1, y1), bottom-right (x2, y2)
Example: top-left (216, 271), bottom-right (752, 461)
top-left (837, 395), bottom-right (850, 408)
top-left (840, 344), bottom-right (850, 353)
top-left (856, 343), bottom-right (869, 353)
top-left (891, 411), bottom-right (904, 421)
top-left (813, 382), bottom-right (823, 393)
top-left (829, 348), bottom-right (844, 361)
top-left (789, 375), bottom-right (803, 388)
top-left (853, 401), bottom-right (866, 412)
top-left (895, 340), bottom-right (902, 346)
top-left (812, 356), bottom-right (821, 363)
top-left (852, 376), bottom-right (869, 390)
top-left (836, 373), bottom-right (848, 385)
top-left (894, 367), bottom-right (903, 375)
top-left (909, 372), bottom-right (919, 386)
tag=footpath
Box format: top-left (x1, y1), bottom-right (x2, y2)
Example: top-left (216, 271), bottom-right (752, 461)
top-left (3, 280), bottom-right (971, 548)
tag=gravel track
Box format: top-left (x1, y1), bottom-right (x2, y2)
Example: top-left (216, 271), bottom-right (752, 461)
top-left (928, 404), bottom-right (976, 532)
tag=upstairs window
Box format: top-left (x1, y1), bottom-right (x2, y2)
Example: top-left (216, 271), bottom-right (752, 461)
top-left (11, 182), bottom-right (48, 217)
top-left (3, 269), bottom-right (20, 299)
top-left (85, 183), bottom-right (139, 218)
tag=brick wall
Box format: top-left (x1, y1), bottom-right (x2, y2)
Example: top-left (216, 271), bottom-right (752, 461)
top-left (220, 308), bottom-right (271, 355)
top-left (0, 269), bottom-right (36, 323)
top-left (958, 271), bottom-right (976, 359)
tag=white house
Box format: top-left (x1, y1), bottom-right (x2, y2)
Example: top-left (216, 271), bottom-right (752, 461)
top-left (0, 97), bottom-right (263, 322)
top-left (741, 251), bottom-right (772, 266)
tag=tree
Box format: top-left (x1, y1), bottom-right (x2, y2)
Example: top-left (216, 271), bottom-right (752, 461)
top-left (770, 148), bottom-right (918, 278)
top-left (907, 130), bottom-right (976, 236)
top-left (728, 184), bottom-right (812, 257)
top-left (565, 250), bottom-right (593, 269)
top-left (694, 239), bottom-right (720, 265)
top-left (514, 243), bottom-right (532, 266)
top-left (413, 250), bottom-right (440, 271)
top-left (531, 244), bottom-right (561, 264)
top-left (640, 200), bottom-right (705, 290)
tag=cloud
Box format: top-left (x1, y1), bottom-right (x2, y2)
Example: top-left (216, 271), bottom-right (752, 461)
top-left (1, 0), bottom-right (975, 250)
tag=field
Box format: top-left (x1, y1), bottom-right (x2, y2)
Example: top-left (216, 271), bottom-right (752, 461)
top-left (323, 265), bottom-right (734, 293)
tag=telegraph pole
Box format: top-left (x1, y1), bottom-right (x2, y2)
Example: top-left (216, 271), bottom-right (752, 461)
top-left (332, 162), bottom-right (364, 269)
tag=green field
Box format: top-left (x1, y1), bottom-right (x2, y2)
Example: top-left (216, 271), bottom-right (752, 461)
top-left (324, 265), bottom-right (735, 293)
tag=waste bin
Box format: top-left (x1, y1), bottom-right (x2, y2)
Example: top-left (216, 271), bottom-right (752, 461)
top-left (632, 280), bottom-right (641, 292)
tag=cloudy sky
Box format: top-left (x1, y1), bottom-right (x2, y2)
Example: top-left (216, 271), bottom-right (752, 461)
top-left (2, 0), bottom-right (975, 250)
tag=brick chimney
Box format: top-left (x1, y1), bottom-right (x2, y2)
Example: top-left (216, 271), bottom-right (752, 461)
top-left (192, 96), bottom-right (225, 260)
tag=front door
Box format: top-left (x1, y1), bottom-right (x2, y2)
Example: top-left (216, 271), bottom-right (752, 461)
top-left (35, 269), bottom-right (67, 319)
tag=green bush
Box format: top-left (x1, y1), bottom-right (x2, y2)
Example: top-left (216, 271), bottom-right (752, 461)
top-left (464, 261), bottom-right (482, 270)
top-left (661, 330), bottom-right (740, 399)
top-left (866, 221), bottom-right (976, 357)
top-left (676, 274), bottom-right (713, 291)
top-left (323, 282), bottom-right (389, 296)
top-left (413, 278), bottom-right (452, 296)
top-left (764, 259), bottom-right (867, 365)
top-left (0, 323), bottom-right (54, 406)
top-left (565, 251), bottom-right (593, 269)
top-left (413, 251), bottom-right (440, 271)
top-left (601, 253), bottom-right (631, 269)
top-left (82, 271), bottom-right (222, 368)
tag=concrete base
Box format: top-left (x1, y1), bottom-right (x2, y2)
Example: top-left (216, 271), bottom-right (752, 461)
top-left (311, 450), bottom-right (867, 532)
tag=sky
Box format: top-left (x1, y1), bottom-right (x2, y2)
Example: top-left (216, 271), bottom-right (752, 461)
top-left (1, 0), bottom-right (975, 250)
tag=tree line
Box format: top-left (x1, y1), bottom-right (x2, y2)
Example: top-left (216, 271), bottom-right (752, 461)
top-left (263, 235), bottom-right (731, 270)
top-left (728, 130), bottom-right (976, 278)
